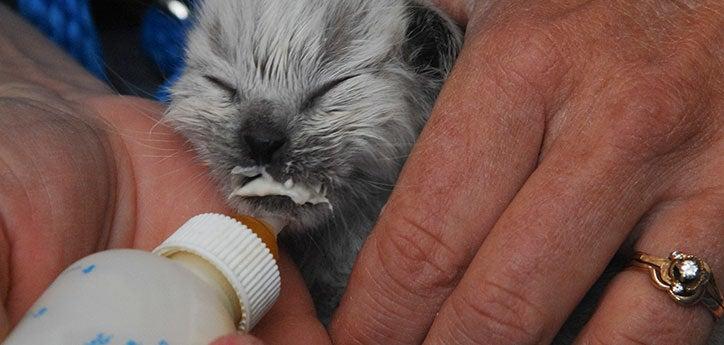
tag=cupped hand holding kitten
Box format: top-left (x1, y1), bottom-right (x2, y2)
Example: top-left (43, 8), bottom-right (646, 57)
top-left (331, 0), bottom-right (723, 344)
top-left (0, 6), bottom-right (326, 344)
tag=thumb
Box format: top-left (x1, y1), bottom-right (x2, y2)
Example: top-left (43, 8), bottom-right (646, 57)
top-left (210, 334), bottom-right (265, 345)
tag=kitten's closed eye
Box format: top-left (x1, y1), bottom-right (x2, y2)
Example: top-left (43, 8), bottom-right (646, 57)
top-left (302, 75), bottom-right (358, 110)
top-left (204, 75), bottom-right (238, 99)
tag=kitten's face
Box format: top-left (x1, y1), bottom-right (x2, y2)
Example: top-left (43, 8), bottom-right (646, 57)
top-left (166, 0), bottom-right (460, 230)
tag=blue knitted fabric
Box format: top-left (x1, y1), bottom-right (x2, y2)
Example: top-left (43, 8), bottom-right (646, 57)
top-left (140, 2), bottom-right (196, 102)
top-left (18, 0), bottom-right (106, 79)
top-left (17, 0), bottom-right (196, 100)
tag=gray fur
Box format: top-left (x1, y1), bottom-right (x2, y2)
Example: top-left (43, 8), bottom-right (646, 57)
top-left (165, 0), bottom-right (723, 342)
top-left (165, 0), bottom-right (462, 322)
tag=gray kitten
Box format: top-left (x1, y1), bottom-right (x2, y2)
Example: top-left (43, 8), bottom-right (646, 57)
top-left (165, 0), bottom-right (723, 343)
top-left (166, 0), bottom-right (462, 322)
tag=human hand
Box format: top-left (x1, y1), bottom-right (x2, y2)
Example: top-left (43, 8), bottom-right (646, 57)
top-left (0, 6), bottom-right (329, 344)
top-left (331, 0), bottom-right (723, 344)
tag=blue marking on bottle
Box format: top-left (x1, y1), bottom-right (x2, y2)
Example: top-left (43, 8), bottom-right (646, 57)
top-left (158, 340), bottom-right (169, 345)
top-left (126, 340), bottom-right (141, 345)
top-left (85, 333), bottom-right (112, 345)
top-left (31, 307), bottom-right (48, 318)
top-left (82, 264), bottom-right (96, 274)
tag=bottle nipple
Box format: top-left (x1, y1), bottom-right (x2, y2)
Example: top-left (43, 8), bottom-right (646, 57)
top-left (233, 215), bottom-right (283, 259)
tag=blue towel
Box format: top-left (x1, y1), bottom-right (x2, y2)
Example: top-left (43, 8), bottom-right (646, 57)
top-left (17, 0), bottom-right (196, 101)
top-left (18, 0), bottom-right (106, 79)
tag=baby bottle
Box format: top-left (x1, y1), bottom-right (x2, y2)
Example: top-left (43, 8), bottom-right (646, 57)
top-left (3, 213), bottom-right (282, 345)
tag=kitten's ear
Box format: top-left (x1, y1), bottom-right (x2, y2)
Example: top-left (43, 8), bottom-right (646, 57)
top-left (403, 1), bottom-right (463, 79)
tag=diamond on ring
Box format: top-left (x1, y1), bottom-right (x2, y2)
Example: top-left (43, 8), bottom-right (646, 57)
top-left (672, 282), bottom-right (685, 295)
top-left (675, 260), bottom-right (700, 282)
top-left (670, 251), bottom-right (685, 260)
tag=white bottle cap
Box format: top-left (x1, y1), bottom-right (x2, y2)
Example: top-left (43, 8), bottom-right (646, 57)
top-left (153, 213), bottom-right (280, 331)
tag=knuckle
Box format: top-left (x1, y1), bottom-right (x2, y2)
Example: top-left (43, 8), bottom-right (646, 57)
top-left (588, 327), bottom-right (654, 345)
top-left (376, 211), bottom-right (468, 298)
top-left (448, 278), bottom-right (547, 345)
top-left (586, 307), bottom-right (689, 345)
top-left (598, 81), bottom-right (703, 164)
top-left (478, 21), bottom-right (564, 88)
top-left (586, 287), bottom-right (704, 345)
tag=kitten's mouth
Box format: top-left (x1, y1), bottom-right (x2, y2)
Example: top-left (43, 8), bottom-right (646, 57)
top-left (229, 166), bottom-right (332, 210)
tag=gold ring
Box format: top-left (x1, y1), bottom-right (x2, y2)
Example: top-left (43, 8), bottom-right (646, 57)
top-left (630, 251), bottom-right (723, 320)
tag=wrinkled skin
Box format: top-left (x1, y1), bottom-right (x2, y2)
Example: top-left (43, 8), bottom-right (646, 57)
top-left (1, 0), bottom-right (722, 344)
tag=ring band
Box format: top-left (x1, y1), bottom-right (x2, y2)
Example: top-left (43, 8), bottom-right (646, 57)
top-left (630, 251), bottom-right (723, 320)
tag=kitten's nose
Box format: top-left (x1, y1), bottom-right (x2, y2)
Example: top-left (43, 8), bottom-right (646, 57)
top-left (243, 133), bottom-right (286, 164)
